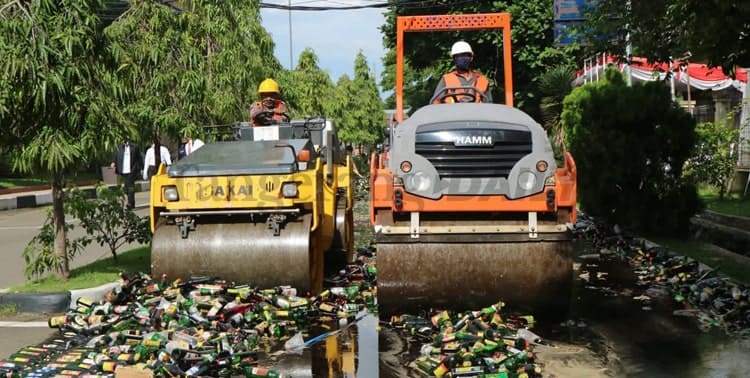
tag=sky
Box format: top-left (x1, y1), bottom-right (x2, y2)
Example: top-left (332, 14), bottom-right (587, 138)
top-left (259, 0), bottom-right (388, 85)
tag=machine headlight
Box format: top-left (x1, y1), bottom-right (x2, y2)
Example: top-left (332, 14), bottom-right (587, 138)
top-left (163, 186), bottom-right (179, 202)
top-left (281, 182), bottom-right (298, 198)
top-left (408, 171), bottom-right (432, 192)
top-left (518, 171), bottom-right (537, 191)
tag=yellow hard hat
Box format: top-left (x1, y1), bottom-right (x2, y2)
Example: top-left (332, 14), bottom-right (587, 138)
top-left (258, 78), bottom-right (280, 94)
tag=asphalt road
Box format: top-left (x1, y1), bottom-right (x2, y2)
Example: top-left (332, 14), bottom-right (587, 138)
top-left (0, 191), bottom-right (150, 359)
top-left (0, 313), bottom-right (56, 360)
top-left (0, 191), bottom-right (151, 289)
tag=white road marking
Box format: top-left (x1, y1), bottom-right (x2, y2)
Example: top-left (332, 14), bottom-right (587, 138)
top-left (0, 226), bottom-right (43, 230)
top-left (0, 321), bottom-right (49, 328)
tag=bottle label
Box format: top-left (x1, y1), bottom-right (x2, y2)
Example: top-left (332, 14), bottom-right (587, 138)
top-left (318, 303), bottom-right (336, 313)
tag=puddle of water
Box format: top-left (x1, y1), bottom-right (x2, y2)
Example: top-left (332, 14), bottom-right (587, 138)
top-left (273, 312), bottom-right (380, 378)
top-left (552, 239), bottom-right (750, 378)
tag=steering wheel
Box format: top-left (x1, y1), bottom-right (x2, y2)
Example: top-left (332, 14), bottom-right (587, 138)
top-left (254, 110), bottom-right (290, 125)
top-left (430, 85), bottom-right (489, 104)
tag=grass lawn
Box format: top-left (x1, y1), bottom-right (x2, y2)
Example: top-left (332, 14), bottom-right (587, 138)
top-left (699, 185), bottom-right (750, 218)
top-left (0, 171), bottom-right (101, 190)
top-left (8, 246), bottom-right (150, 293)
top-left (0, 177), bottom-right (49, 189)
top-left (0, 304), bottom-right (17, 316)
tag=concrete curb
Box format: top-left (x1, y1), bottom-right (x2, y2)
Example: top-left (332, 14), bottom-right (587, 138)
top-left (69, 282), bottom-right (121, 310)
top-left (690, 212), bottom-right (750, 257)
top-left (0, 281), bottom-right (121, 314)
top-left (0, 182), bottom-right (149, 211)
top-left (0, 292), bottom-right (69, 314)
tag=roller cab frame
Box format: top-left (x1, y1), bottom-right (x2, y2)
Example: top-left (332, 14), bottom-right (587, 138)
top-left (150, 119), bottom-right (354, 295)
top-left (372, 13), bottom-right (578, 313)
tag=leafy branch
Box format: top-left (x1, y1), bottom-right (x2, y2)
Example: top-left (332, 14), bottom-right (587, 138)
top-left (66, 185), bottom-right (151, 262)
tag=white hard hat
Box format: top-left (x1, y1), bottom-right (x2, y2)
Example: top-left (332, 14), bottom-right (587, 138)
top-left (450, 41), bottom-right (473, 57)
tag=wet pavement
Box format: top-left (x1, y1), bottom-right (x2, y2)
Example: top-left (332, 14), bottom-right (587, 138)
top-left (555, 240), bottom-right (750, 378)
top-left (270, 237), bottom-right (750, 378)
top-left (346, 241), bottom-right (750, 378)
top-left (369, 237), bottom-right (750, 378)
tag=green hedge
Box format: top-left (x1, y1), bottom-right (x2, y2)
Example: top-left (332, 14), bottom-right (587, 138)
top-left (562, 68), bottom-right (702, 236)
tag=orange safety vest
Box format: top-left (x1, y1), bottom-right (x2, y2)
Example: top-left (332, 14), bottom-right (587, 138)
top-left (252, 100), bottom-right (288, 126)
top-left (442, 70), bottom-right (489, 103)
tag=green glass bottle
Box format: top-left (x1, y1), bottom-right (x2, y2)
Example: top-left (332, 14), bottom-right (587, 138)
top-left (415, 356), bottom-right (448, 376)
top-left (431, 310), bottom-right (452, 328)
top-left (344, 285), bottom-right (360, 299)
top-left (244, 366), bottom-right (286, 377)
top-left (480, 301), bottom-right (505, 318)
top-left (503, 351), bottom-right (533, 372)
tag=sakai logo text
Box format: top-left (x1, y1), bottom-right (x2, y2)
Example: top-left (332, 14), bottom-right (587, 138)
top-left (202, 185), bottom-right (252, 197)
top-left (454, 135), bottom-right (493, 146)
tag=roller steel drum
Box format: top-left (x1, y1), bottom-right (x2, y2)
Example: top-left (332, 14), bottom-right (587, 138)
top-left (377, 239), bottom-right (573, 315)
top-left (152, 215), bottom-right (312, 292)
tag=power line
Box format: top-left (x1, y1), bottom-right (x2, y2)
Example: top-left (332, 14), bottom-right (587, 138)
top-left (259, 0), bottom-right (433, 11)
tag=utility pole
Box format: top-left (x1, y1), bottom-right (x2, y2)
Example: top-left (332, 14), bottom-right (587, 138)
top-left (624, 0), bottom-right (632, 86)
top-left (669, 56), bottom-right (676, 102)
top-left (288, 0), bottom-right (293, 68)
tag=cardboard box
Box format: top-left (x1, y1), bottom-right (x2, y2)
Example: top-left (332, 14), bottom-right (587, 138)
top-left (115, 364), bottom-right (154, 378)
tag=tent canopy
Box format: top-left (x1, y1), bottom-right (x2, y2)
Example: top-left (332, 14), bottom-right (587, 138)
top-left (575, 55), bottom-right (747, 93)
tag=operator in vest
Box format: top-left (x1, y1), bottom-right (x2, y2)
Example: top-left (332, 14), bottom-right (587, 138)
top-left (432, 41), bottom-right (493, 104)
top-left (250, 78), bottom-right (290, 126)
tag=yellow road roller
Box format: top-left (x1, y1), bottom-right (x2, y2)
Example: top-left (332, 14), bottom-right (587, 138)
top-left (149, 118), bottom-right (353, 295)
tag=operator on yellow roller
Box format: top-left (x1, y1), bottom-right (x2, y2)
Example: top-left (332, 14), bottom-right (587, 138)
top-left (432, 41), bottom-right (493, 104)
top-left (250, 78), bottom-right (290, 126)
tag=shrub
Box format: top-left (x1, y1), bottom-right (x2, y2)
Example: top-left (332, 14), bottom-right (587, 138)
top-left (23, 208), bottom-right (90, 281)
top-left (561, 68), bottom-right (702, 236)
top-left (66, 185), bottom-right (151, 262)
top-left (685, 117), bottom-right (741, 198)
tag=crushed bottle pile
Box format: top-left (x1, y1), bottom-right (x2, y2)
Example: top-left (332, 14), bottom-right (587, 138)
top-left (0, 246), bottom-right (378, 377)
top-left (572, 214), bottom-right (750, 335)
top-left (383, 302), bottom-right (548, 378)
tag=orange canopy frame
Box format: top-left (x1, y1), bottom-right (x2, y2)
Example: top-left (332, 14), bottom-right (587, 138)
top-left (395, 13), bottom-right (514, 123)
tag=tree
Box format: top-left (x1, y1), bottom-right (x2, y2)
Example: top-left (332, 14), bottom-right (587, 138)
top-left (686, 117), bottom-right (742, 199)
top-left (106, 0), bottom-right (280, 142)
top-left (0, 0), bottom-right (120, 279)
top-left (538, 65), bottom-right (576, 156)
top-left (379, 47), bottom-right (444, 111)
top-left (380, 1), bottom-right (581, 116)
top-left (182, 0), bottom-right (281, 124)
top-left (562, 68), bottom-right (701, 235)
top-left (333, 52), bottom-right (385, 145)
top-left (582, 0), bottom-right (750, 71)
top-left (282, 48), bottom-right (337, 119)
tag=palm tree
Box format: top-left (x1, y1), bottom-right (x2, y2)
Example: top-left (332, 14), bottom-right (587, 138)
top-left (538, 65), bottom-right (576, 155)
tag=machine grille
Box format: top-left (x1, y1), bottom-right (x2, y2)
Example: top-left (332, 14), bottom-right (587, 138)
top-left (415, 127), bottom-right (532, 178)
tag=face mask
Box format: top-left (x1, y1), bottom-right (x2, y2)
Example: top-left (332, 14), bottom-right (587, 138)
top-left (262, 97), bottom-right (276, 108)
top-left (454, 56), bottom-right (472, 71)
